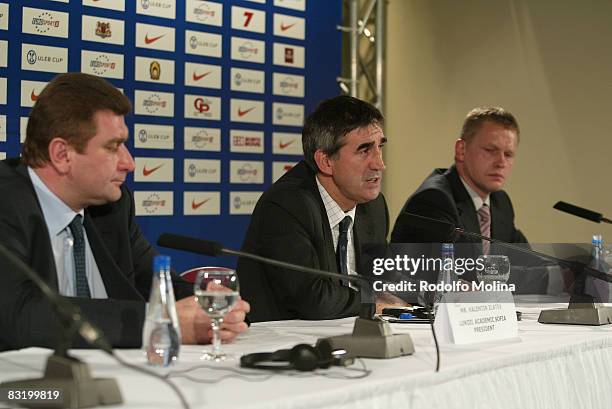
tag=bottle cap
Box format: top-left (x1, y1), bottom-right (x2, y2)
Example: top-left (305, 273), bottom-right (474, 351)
top-left (153, 255), bottom-right (171, 272)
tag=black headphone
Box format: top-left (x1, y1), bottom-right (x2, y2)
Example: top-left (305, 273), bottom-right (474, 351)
top-left (240, 341), bottom-right (353, 371)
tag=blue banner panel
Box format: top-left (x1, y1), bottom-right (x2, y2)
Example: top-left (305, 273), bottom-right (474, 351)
top-left (0, 0), bottom-right (342, 272)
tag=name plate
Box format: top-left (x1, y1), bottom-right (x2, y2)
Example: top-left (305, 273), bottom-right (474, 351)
top-left (433, 291), bottom-right (518, 344)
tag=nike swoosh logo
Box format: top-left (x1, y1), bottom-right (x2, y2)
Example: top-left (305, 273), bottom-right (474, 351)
top-left (144, 33), bottom-right (165, 44)
top-left (193, 71), bottom-right (212, 81)
top-left (191, 198), bottom-right (211, 210)
top-left (279, 140), bottom-right (295, 149)
top-left (143, 164), bottom-right (163, 176)
top-left (280, 23), bottom-right (296, 31)
top-left (30, 90), bottom-right (39, 101)
top-left (238, 107), bottom-right (255, 117)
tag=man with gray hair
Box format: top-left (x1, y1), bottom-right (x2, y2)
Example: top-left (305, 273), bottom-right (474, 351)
top-left (238, 95), bottom-right (393, 322)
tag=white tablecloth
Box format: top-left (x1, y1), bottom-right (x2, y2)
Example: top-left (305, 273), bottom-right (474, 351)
top-left (2, 303), bottom-right (612, 409)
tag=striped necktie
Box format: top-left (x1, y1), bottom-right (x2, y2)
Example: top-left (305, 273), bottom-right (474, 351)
top-left (477, 204), bottom-right (491, 255)
top-left (68, 215), bottom-right (91, 298)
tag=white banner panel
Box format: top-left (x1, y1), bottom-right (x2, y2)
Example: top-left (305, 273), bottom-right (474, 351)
top-left (20, 80), bottom-right (48, 107)
top-left (229, 191), bottom-right (262, 215)
top-left (82, 15), bottom-right (124, 45)
top-left (273, 42), bottom-right (305, 68)
top-left (184, 159), bottom-right (221, 183)
top-left (184, 95), bottom-right (222, 120)
top-left (231, 36), bottom-right (265, 63)
top-left (273, 13), bottom-right (305, 40)
top-left (135, 56), bottom-right (175, 84)
top-left (134, 157), bottom-right (174, 182)
top-left (21, 43), bottom-right (68, 73)
top-left (186, 30), bottom-right (222, 58)
top-left (186, 0), bottom-right (223, 27)
top-left (134, 124), bottom-right (174, 150)
top-left (184, 127), bottom-right (221, 152)
top-left (273, 73), bottom-right (304, 97)
top-left (272, 102), bottom-right (304, 126)
top-left (230, 160), bottom-right (264, 184)
top-left (135, 191), bottom-right (173, 216)
top-left (231, 68), bottom-right (265, 94)
top-left (81, 50), bottom-right (124, 79)
top-left (230, 98), bottom-right (264, 124)
top-left (22, 7), bottom-right (69, 38)
top-left (185, 62), bottom-right (222, 89)
top-left (272, 161), bottom-right (298, 182)
top-left (136, 0), bottom-right (175, 20)
top-left (184, 191), bottom-right (221, 216)
top-left (135, 23), bottom-right (175, 52)
top-left (230, 130), bottom-right (264, 153)
top-left (82, 0), bottom-right (125, 11)
top-left (231, 6), bottom-right (266, 34)
top-left (134, 90), bottom-right (174, 117)
top-left (272, 132), bottom-right (303, 155)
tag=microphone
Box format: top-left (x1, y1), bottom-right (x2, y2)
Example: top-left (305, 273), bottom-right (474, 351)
top-left (157, 232), bottom-right (416, 360)
top-left (401, 212), bottom-right (612, 326)
top-left (157, 233), bottom-right (369, 286)
top-left (0, 243), bottom-right (122, 407)
top-left (0, 243), bottom-right (191, 409)
top-left (554, 201), bottom-right (612, 224)
top-left (402, 212), bottom-right (612, 283)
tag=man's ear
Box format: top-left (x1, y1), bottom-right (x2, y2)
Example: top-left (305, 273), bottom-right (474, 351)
top-left (454, 138), bottom-right (466, 163)
top-left (47, 137), bottom-right (73, 175)
top-left (314, 149), bottom-right (333, 176)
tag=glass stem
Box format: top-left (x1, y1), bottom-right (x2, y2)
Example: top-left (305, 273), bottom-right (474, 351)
top-left (211, 318), bottom-right (222, 355)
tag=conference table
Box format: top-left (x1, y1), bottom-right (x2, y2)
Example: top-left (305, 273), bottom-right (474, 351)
top-left (1, 301), bottom-right (612, 409)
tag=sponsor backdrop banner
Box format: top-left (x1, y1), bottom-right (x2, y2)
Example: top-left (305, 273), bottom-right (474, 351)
top-left (0, 0), bottom-right (341, 272)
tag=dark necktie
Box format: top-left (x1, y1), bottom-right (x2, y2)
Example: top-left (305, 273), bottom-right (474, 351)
top-left (478, 204), bottom-right (491, 255)
top-left (68, 215), bottom-right (91, 298)
top-left (336, 216), bottom-right (352, 286)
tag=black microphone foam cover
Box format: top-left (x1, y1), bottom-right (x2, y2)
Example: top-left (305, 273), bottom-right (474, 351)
top-left (553, 201), bottom-right (603, 223)
top-left (157, 233), bottom-right (223, 257)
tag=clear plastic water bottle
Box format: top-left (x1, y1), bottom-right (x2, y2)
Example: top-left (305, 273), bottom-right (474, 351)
top-left (431, 243), bottom-right (455, 310)
top-left (142, 255), bottom-right (181, 366)
top-left (440, 243), bottom-right (456, 285)
top-left (592, 235), bottom-right (603, 267)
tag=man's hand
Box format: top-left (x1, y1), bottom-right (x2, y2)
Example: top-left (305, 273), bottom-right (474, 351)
top-left (176, 296), bottom-right (250, 344)
top-left (375, 292), bottom-right (410, 315)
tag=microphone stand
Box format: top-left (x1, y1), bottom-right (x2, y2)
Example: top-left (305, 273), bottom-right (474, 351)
top-left (159, 234), bottom-right (415, 359)
top-left (454, 223), bottom-right (612, 325)
top-left (210, 246), bottom-right (416, 359)
top-left (0, 244), bottom-right (122, 409)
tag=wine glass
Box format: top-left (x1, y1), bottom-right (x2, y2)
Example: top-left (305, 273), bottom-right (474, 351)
top-left (193, 268), bottom-right (240, 361)
top-left (477, 255), bottom-right (511, 286)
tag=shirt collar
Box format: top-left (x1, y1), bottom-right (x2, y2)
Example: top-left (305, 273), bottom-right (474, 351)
top-left (459, 176), bottom-right (490, 211)
top-left (28, 167), bottom-right (84, 236)
top-left (315, 176), bottom-right (356, 229)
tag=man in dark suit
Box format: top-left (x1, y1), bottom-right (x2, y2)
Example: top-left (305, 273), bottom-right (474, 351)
top-left (238, 95), bottom-right (403, 322)
top-left (0, 72), bottom-right (249, 351)
top-left (391, 107), bottom-right (546, 290)
top-left (392, 106), bottom-right (525, 246)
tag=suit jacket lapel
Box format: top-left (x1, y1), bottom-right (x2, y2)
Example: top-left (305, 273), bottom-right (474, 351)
top-left (18, 163), bottom-right (60, 290)
top-left (83, 213), bottom-right (143, 301)
top-left (489, 193), bottom-right (509, 240)
top-left (447, 166), bottom-right (480, 236)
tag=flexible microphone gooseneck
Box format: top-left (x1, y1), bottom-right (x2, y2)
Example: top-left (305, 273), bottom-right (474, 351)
top-left (554, 201), bottom-right (612, 224)
top-left (157, 233), bottom-right (422, 365)
top-left (157, 233), bottom-right (371, 286)
top-left (403, 212), bottom-right (612, 283)
top-left (0, 244), bottom-right (190, 409)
